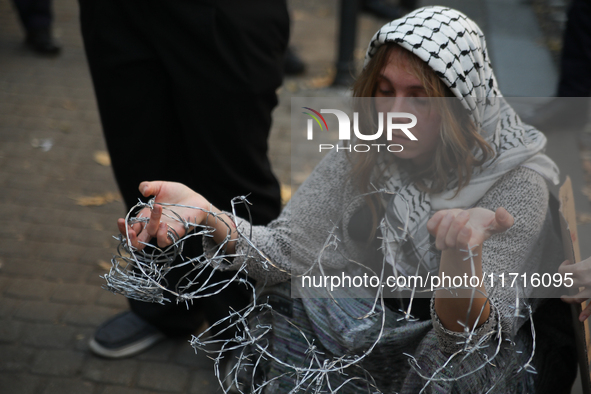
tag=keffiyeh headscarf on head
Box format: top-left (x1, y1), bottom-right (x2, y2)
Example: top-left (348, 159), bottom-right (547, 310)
top-left (367, 6), bottom-right (559, 275)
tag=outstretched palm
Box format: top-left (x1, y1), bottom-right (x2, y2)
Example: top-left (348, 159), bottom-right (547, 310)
top-left (118, 181), bottom-right (212, 250)
top-left (427, 207), bottom-right (514, 251)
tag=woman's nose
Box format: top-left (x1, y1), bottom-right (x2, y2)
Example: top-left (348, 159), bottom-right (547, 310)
top-left (378, 96), bottom-right (411, 114)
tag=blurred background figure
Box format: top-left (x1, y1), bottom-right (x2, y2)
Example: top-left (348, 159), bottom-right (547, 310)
top-left (362, 0), bottom-right (417, 20)
top-left (524, 0), bottom-right (591, 130)
top-left (11, 0), bottom-right (60, 55)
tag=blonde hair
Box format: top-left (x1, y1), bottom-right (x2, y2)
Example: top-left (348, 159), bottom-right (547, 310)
top-left (350, 43), bottom-right (493, 196)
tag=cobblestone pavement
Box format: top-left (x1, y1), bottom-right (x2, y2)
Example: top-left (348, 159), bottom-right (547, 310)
top-left (1, 0), bottom-right (589, 393)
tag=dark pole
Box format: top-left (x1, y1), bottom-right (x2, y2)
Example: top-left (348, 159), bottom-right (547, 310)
top-left (332, 0), bottom-right (359, 87)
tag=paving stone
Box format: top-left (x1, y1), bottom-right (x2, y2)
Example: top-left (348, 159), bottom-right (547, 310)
top-left (31, 349), bottom-right (85, 376)
top-left (0, 297), bottom-right (20, 318)
top-left (0, 344), bottom-right (35, 372)
top-left (42, 378), bottom-right (95, 394)
top-left (0, 276), bottom-right (7, 293)
top-left (137, 362), bottom-right (190, 392)
top-left (5, 278), bottom-right (56, 300)
top-left (83, 358), bottom-right (138, 386)
top-left (0, 318), bottom-right (23, 343)
top-left (14, 300), bottom-right (65, 323)
top-left (0, 373), bottom-right (41, 394)
top-left (51, 282), bottom-right (99, 305)
top-left (1, 257), bottom-right (47, 278)
top-left (37, 242), bottom-right (86, 264)
top-left (69, 227), bottom-right (116, 249)
top-left (42, 261), bottom-right (92, 283)
top-left (188, 368), bottom-right (219, 394)
top-left (62, 305), bottom-right (115, 327)
top-left (25, 223), bottom-right (70, 244)
top-left (21, 322), bottom-right (76, 348)
top-left (95, 290), bottom-right (128, 309)
top-left (73, 326), bottom-right (95, 352)
top-left (135, 339), bottom-right (178, 362)
top-left (101, 386), bottom-right (150, 394)
top-left (171, 339), bottom-right (213, 368)
top-left (0, 220), bottom-right (29, 241)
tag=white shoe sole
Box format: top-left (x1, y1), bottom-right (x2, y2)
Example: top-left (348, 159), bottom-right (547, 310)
top-left (88, 332), bottom-right (165, 359)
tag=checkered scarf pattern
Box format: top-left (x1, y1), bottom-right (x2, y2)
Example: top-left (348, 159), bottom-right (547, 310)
top-left (366, 6), bottom-right (560, 275)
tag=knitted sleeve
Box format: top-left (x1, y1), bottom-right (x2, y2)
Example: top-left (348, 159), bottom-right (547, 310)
top-left (430, 166), bottom-right (555, 354)
top-left (203, 149), bottom-right (363, 286)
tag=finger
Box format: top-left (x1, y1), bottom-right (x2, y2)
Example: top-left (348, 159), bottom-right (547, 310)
top-left (445, 211), bottom-right (470, 249)
top-left (558, 260), bottom-right (573, 275)
top-left (139, 181), bottom-right (165, 199)
top-left (156, 222), bottom-right (172, 248)
top-left (562, 296), bottom-right (589, 304)
top-left (490, 207), bottom-right (514, 234)
top-left (435, 213), bottom-right (455, 250)
top-left (561, 287), bottom-right (591, 304)
top-left (145, 204), bottom-right (163, 238)
top-left (457, 225), bottom-right (472, 250)
top-left (581, 302), bottom-right (591, 322)
top-left (117, 218), bottom-right (143, 245)
top-left (117, 218), bottom-right (127, 235)
top-left (427, 211), bottom-right (446, 235)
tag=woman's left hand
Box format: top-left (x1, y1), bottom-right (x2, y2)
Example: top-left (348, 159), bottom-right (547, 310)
top-left (559, 258), bottom-right (591, 321)
top-left (427, 207), bottom-right (514, 251)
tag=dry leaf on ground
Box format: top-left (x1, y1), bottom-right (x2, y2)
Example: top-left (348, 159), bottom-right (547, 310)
top-left (281, 184), bottom-right (292, 205)
top-left (97, 260), bottom-right (112, 271)
top-left (73, 192), bottom-right (120, 206)
top-left (94, 150), bottom-right (111, 166)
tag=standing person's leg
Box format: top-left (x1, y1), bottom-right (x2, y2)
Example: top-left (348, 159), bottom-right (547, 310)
top-left (11, 0), bottom-right (60, 54)
top-left (79, 0), bottom-right (287, 357)
top-left (129, 0), bottom-right (288, 332)
top-left (139, 0), bottom-right (288, 222)
top-left (557, 0), bottom-right (591, 97)
top-left (523, 0), bottom-right (591, 129)
top-left (79, 1), bottom-right (210, 356)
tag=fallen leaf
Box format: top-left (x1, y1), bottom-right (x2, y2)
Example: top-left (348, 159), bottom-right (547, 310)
top-left (94, 151), bottom-right (111, 166)
top-left (305, 75), bottom-right (333, 89)
top-left (73, 192), bottom-right (120, 206)
top-left (281, 184), bottom-right (292, 205)
top-left (97, 260), bottom-right (112, 271)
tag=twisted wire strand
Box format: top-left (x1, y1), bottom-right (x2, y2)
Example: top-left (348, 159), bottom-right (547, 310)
top-left (103, 193), bottom-right (540, 393)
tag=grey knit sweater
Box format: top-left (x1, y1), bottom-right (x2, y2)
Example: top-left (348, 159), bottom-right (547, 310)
top-left (207, 149), bottom-right (561, 354)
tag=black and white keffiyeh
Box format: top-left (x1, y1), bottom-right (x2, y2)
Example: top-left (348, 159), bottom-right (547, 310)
top-left (366, 6), bottom-right (559, 275)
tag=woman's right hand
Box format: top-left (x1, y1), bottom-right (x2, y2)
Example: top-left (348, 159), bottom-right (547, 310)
top-left (118, 181), bottom-right (228, 250)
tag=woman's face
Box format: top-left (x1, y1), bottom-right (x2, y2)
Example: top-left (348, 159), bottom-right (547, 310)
top-left (374, 48), bottom-right (442, 167)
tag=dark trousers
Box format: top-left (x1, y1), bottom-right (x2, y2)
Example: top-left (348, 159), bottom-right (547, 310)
top-left (79, 0), bottom-right (288, 336)
top-left (558, 0), bottom-right (591, 97)
top-left (12, 0), bottom-right (52, 31)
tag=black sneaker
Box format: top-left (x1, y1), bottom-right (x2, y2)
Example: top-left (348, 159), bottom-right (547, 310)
top-left (89, 311), bottom-right (166, 358)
